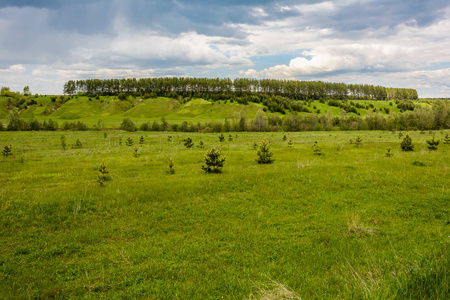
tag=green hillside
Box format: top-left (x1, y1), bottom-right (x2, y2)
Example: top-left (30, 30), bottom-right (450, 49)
top-left (0, 91), bottom-right (448, 132)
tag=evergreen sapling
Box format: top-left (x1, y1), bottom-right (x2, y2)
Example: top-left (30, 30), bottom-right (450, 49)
top-left (97, 161), bottom-right (111, 186)
top-left (426, 134), bottom-right (439, 150)
top-left (202, 148), bottom-right (226, 173)
top-left (256, 140), bottom-right (274, 164)
top-left (2, 144), bottom-right (12, 156)
top-left (125, 137), bottom-right (134, 146)
top-left (401, 134), bottom-right (414, 151)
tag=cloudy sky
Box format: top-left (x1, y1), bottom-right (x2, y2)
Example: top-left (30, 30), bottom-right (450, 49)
top-left (1, 0), bottom-right (449, 97)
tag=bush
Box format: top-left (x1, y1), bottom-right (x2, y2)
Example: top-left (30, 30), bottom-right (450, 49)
top-left (256, 140), bottom-right (274, 164)
top-left (202, 148), bottom-right (226, 173)
top-left (72, 139), bottom-right (83, 149)
top-left (121, 118), bottom-right (136, 132)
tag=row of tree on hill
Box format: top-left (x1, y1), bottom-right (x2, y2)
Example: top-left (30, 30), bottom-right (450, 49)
top-left (63, 77), bottom-right (418, 100)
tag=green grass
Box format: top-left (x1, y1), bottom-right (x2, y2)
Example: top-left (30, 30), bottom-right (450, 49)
top-left (1, 130), bottom-right (449, 299)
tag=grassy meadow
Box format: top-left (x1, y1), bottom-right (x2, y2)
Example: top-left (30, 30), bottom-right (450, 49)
top-left (1, 130), bottom-right (449, 299)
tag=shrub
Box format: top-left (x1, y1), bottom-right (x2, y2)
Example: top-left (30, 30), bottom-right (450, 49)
top-left (202, 148), bottom-right (226, 173)
top-left (256, 140), bottom-right (274, 164)
top-left (60, 135), bottom-right (66, 150)
top-left (120, 118), bottom-right (136, 132)
top-left (72, 139), bottom-right (82, 149)
top-left (401, 134), bottom-right (414, 151)
top-left (219, 134), bottom-right (225, 142)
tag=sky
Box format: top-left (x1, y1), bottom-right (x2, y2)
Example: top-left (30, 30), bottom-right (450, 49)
top-left (0, 0), bottom-right (450, 98)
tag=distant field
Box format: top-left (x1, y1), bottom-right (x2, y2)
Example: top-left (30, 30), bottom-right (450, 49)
top-left (1, 130), bottom-right (449, 299)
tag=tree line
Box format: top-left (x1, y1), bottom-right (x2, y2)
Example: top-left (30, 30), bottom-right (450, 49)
top-left (63, 77), bottom-right (418, 101)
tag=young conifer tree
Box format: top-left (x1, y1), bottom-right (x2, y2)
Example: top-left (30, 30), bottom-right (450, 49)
top-left (354, 136), bottom-right (362, 148)
top-left (256, 140), bottom-right (274, 164)
top-left (125, 137), bottom-right (134, 146)
top-left (426, 134), bottom-right (439, 150)
top-left (97, 161), bottom-right (111, 186)
top-left (2, 144), bottom-right (12, 156)
top-left (443, 133), bottom-right (450, 144)
top-left (139, 136), bottom-right (145, 144)
top-left (401, 134), bottom-right (414, 151)
top-left (202, 148), bottom-right (226, 173)
top-left (184, 137), bottom-right (194, 148)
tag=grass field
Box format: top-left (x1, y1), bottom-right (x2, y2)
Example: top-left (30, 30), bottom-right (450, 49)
top-left (1, 130), bottom-right (449, 299)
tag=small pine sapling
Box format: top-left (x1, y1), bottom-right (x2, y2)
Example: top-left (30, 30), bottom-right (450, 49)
top-left (167, 157), bottom-right (175, 174)
top-left (349, 139), bottom-right (353, 144)
top-left (168, 135), bottom-right (172, 142)
top-left (443, 133), bottom-right (450, 144)
top-left (287, 139), bottom-right (293, 148)
top-left (133, 146), bottom-right (140, 157)
top-left (139, 136), bottom-right (145, 144)
top-left (252, 142), bottom-right (258, 150)
top-left (385, 146), bottom-right (393, 157)
top-left (183, 137), bottom-right (194, 148)
top-left (401, 134), bottom-right (414, 151)
top-left (2, 144), bottom-right (12, 156)
top-left (119, 137), bottom-right (123, 146)
top-left (104, 131), bottom-right (107, 139)
top-left (256, 140), bottom-right (274, 164)
top-left (398, 132), bottom-right (403, 139)
top-left (426, 134), bottom-right (439, 150)
top-left (228, 134), bottom-right (233, 141)
top-left (202, 148), bottom-right (226, 173)
top-left (198, 140), bottom-right (204, 148)
top-left (313, 141), bottom-right (323, 156)
top-left (282, 135), bottom-right (287, 141)
top-left (125, 137), bottom-right (133, 146)
top-left (60, 134), bottom-right (66, 150)
top-left (72, 138), bottom-right (82, 148)
top-left (219, 134), bottom-right (225, 142)
top-left (97, 161), bottom-right (111, 186)
top-left (354, 136), bottom-right (362, 147)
